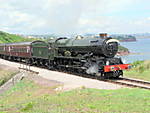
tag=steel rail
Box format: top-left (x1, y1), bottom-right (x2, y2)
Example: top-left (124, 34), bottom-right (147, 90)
top-left (103, 79), bottom-right (150, 90)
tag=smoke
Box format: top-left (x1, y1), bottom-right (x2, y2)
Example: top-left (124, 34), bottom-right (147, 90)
top-left (86, 63), bottom-right (99, 75)
top-left (122, 58), bottom-right (127, 64)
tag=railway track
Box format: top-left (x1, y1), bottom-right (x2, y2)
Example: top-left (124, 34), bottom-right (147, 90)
top-left (104, 77), bottom-right (150, 90)
top-left (13, 60), bottom-right (150, 90)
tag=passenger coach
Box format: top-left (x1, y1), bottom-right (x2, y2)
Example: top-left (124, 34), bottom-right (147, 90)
top-left (0, 41), bottom-right (49, 63)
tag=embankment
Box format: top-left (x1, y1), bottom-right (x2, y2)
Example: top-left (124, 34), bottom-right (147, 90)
top-left (0, 64), bottom-right (19, 86)
top-left (0, 72), bottom-right (26, 94)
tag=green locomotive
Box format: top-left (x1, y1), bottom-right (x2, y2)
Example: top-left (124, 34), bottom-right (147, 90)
top-left (31, 34), bottom-right (130, 78)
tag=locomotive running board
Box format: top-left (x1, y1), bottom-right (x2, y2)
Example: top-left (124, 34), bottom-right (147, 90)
top-left (104, 64), bottom-right (131, 72)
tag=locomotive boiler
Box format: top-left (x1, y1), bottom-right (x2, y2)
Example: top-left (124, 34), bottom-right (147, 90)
top-left (55, 33), bottom-right (119, 58)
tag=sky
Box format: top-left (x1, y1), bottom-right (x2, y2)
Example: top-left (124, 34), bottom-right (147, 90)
top-left (0, 0), bottom-right (150, 35)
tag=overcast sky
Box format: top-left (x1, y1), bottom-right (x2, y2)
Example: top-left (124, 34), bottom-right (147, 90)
top-left (0, 0), bottom-right (150, 35)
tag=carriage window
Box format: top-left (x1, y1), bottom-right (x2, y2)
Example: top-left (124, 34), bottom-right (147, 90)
top-left (8, 47), bottom-right (11, 52)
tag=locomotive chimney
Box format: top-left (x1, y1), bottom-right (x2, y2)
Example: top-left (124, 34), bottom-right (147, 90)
top-left (99, 33), bottom-right (107, 39)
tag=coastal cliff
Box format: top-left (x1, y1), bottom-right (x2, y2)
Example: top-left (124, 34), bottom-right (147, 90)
top-left (111, 35), bottom-right (136, 42)
top-left (117, 45), bottom-right (130, 56)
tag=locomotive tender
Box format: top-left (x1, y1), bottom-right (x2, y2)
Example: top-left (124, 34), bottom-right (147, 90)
top-left (0, 34), bottom-right (131, 78)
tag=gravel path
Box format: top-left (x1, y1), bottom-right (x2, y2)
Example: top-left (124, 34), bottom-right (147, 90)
top-left (0, 59), bottom-right (123, 91)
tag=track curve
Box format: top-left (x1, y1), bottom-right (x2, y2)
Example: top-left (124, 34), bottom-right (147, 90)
top-left (104, 77), bottom-right (150, 90)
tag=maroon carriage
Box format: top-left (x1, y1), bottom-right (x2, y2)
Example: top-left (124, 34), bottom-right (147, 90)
top-left (0, 43), bottom-right (6, 57)
top-left (5, 42), bottom-right (32, 59)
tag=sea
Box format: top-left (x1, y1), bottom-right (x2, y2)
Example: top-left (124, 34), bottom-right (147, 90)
top-left (118, 38), bottom-right (150, 63)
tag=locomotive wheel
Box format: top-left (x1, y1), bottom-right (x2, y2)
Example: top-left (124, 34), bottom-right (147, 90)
top-left (104, 70), bottom-right (123, 79)
top-left (113, 70), bottom-right (123, 78)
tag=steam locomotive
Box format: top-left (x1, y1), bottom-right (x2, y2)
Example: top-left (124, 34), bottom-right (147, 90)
top-left (0, 33), bottom-right (131, 78)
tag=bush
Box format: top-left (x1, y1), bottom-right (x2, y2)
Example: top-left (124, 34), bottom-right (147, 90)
top-left (131, 60), bottom-right (150, 73)
top-left (21, 102), bottom-right (34, 112)
top-left (132, 61), bottom-right (144, 68)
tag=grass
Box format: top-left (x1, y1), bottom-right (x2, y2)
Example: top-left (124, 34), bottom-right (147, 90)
top-left (0, 67), bottom-right (18, 86)
top-left (0, 78), bottom-right (56, 113)
top-left (0, 78), bottom-right (150, 113)
top-left (124, 60), bottom-right (150, 81)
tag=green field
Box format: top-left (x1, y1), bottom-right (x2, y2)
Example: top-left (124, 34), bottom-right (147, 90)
top-left (124, 60), bottom-right (150, 81)
top-left (0, 77), bottom-right (150, 113)
top-left (0, 31), bottom-right (37, 43)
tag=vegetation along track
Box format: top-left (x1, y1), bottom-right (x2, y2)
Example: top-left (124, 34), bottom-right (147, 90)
top-left (104, 77), bottom-right (150, 90)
